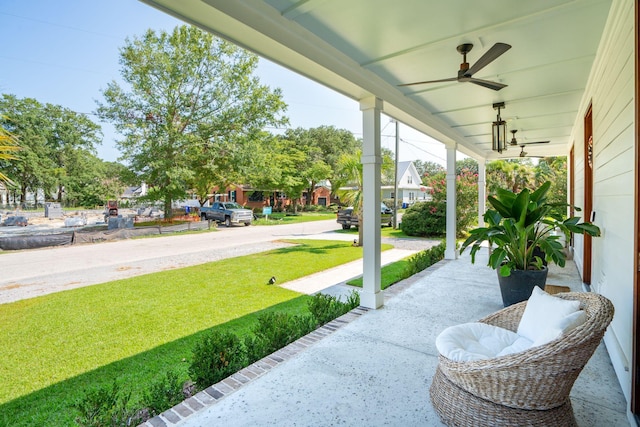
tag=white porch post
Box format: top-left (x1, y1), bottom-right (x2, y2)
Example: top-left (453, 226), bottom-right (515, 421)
top-left (360, 97), bottom-right (383, 309)
top-left (445, 145), bottom-right (458, 260)
top-left (477, 159), bottom-right (486, 227)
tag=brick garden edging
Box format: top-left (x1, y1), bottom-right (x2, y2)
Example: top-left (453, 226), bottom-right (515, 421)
top-left (140, 259), bottom-right (449, 427)
top-left (140, 307), bottom-right (369, 427)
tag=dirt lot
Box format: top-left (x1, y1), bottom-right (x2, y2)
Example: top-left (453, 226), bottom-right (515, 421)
top-left (0, 208), bottom-right (145, 236)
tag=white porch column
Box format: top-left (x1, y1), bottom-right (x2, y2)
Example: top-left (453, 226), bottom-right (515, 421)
top-left (477, 159), bottom-right (486, 227)
top-left (445, 145), bottom-right (458, 260)
top-left (360, 97), bottom-right (383, 309)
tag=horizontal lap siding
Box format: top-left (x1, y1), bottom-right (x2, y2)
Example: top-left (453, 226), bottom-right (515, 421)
top-left (575, 0), bottom-right (635, 399)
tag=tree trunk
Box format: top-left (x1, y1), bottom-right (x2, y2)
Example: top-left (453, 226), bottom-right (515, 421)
top-left (164, 197), bottom-right (172, 220)
top-left (306, 184), bottom-right (314, 206)
top-left (357, 212), bottom-right (364, 246)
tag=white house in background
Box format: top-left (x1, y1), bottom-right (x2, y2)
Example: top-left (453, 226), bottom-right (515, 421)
top-left (121, 183), bottom-right (147, 202)
top-left (382, 161), bottom-right (431, 207)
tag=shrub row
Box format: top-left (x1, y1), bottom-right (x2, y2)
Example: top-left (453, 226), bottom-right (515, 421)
top-left (74, 291), bottom-right (360, 426)
top-left (403, 241), bottom-right (446, 277)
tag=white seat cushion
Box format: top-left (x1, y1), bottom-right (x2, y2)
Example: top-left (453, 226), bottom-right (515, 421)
top-left (436, 322), bottom-right (533, 362)
top-left (517, 287), bottom-right (584, 346)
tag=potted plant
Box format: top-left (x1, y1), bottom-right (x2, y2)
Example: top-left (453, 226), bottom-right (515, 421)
top-left (461, 181), bottom-right (600, 306)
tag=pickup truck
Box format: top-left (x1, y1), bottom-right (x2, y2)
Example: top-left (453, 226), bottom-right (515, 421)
top-left (336, 203), bottom-right (393, 230)
top-left (200, 202), bottom-right (253, 227)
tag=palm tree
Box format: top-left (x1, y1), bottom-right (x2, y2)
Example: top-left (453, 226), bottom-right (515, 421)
top-left (0, 122), bottom-right (20, 185)
top-left (336, 150), bottom-right (364, 245)
top-left (336, 149), bottom-right (393, 246)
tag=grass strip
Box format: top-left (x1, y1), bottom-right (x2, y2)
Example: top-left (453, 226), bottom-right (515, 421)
top-left (347, 258), bottom-right (412, 290)
top-left (335, 226), bottom-right (412, 239)
top-left (252, 212), bottom-right (336, 225)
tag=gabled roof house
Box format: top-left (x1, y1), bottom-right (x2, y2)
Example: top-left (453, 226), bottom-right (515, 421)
top-left (381, 161), bottom-right (431, 205)
top-left (142, 0), bottom-right (640, 421)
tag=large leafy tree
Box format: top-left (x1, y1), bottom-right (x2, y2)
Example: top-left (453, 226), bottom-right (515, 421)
top-left (62, 153), bottom-right (130, 208)
top-left (414, 159), bottom-right (445, 179)
top-left (280, 126), bottom-right (359, 205)
top-left (96, 25), bottom-right (287, 217)
top-left (0, 94), bottom-right (101, 205)
top-left (45, 104), bottom-right (102, 202)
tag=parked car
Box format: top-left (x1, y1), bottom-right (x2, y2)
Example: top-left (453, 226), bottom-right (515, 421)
top-left (200, 202), bottom-right (253, 227)
top-left (336, 203), bottom-right (393, 230)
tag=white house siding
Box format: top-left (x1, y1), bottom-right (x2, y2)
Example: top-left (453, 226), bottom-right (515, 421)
top-left (571, 0), bottom-right (635, 402)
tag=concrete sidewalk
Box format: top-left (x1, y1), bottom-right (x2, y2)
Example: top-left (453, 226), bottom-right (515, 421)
top-left (142, 249), bottom-right (629, 427)
top-left (279, 248), bottom-right (417, 296)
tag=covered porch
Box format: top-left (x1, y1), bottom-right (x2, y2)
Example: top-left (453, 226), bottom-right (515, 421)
top-left (141, 0), bottom-right (638, 423)
top-left (142, 251), bottom-right (628, 427)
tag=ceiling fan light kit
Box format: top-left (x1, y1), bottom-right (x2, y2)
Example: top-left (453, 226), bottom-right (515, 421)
top-left (492, 102), bottom-right (507, 153)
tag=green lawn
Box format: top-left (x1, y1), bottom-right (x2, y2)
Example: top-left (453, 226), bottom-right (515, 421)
top-left (336, 226), bottom-right (412, 238)
top-left (253, 212), bottom-right (336, 225)
top-left (347, 258), bottom-right (412, 290)
top-left (0, 239), bottom-right (369, 427)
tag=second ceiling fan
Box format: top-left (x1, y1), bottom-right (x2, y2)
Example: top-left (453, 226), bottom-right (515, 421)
top-left (399, 42), bottom-right (511, 91)
top-left (510, 130), bottom-right (550, 157)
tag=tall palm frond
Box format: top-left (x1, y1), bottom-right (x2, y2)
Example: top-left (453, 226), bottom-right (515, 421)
top-left (0, 123), bottom-right (20, 184)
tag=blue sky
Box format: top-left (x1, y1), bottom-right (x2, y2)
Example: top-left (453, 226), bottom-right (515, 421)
top-left (0, 0), bottom-right (446, 165)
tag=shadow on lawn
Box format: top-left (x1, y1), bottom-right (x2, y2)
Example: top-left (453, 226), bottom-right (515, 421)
top-left (272, 240), bottom-right (355, 255)
top-left (0, 296), bottom-right (312, 427)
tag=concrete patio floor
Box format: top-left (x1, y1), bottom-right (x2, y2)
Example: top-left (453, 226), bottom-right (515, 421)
top-left (143, 248), bottom-right (629, 427)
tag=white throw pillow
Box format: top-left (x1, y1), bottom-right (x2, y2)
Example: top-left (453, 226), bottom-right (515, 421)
top-left (436, 322), bottom-right (533, 362)
top-left (530, 310), bottom-right (587, 347)
top-left (517, 287), bottom-right (581, 345)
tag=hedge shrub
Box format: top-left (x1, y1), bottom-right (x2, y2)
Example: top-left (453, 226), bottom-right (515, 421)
top-left (189, 331), bottom-right (248, 390)
top-left (245, 312), bottom-right (316, 363)
top-left (400, 201), bottom-right (446, 237)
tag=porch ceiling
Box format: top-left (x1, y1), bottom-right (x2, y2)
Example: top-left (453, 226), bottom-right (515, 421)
top-left (141, 0), bottom-right (612, 160)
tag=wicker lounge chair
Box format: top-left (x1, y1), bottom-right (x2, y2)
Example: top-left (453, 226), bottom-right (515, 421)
top-left (430, 292), bottom-right (614, 427)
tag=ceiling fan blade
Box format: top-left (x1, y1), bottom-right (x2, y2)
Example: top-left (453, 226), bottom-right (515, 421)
top-left (468, 78), bottom-right (507, 91)
top-left (465, 43), bottom-right (511, 76)
top-left (521, 141), bottom-right (550, 144)
top-left (398, 77), bottom-right (457, 87)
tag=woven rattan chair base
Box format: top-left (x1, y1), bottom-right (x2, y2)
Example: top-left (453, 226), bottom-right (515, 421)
top-left (430, 367), bottom-right (578, 427)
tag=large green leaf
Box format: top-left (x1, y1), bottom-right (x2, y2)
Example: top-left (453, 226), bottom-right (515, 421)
top-left (487, 196), bottom-right (513, 219)
top-left (530, 180), bottom-right (551, 204)
top-left (494, 187), bottom-right (517, 205)
top-left (483, 209), bottom-right (503, 227)
top-left (511, 188), bottom-right (530, 226)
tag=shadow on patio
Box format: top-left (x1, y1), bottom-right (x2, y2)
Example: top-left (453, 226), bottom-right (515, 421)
top-left (143, 249), bottom-right (629, 427)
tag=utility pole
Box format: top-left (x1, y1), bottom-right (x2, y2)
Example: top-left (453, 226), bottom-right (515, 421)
top-left (393, 119), bottom-right (399, 229)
